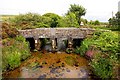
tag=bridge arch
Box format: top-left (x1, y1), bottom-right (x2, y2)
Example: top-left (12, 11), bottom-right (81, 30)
top-left (26, 37), bottom-right (35, 51)
top-left (19, 28), bottom-right (95, 51)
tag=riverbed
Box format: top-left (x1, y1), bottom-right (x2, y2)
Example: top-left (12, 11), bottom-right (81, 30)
top-left (2, 51), bottom-right (92, 78)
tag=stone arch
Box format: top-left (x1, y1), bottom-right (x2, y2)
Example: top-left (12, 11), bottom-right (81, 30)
top-left (73, 38), bottom-right (84, 48)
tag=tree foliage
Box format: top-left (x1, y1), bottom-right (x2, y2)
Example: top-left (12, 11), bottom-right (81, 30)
top-left (108, 12), bottom-right (120, 29)
top-left (67, 4), bottom-right (86, 25)
top-left (42, 13), bottom-right (61, 27)
top-left (57, 12), bottom-right (79, 27)
top-left (89, 20), bottom-right (100, 25)
top-left (7, 4), bottom-right (87, 29)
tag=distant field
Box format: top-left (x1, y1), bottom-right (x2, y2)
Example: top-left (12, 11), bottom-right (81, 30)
top-left (1, 15), bottom-right (17, 21)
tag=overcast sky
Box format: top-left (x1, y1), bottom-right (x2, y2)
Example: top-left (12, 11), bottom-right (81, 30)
top-left (0, 0), bottom-right (120, 22)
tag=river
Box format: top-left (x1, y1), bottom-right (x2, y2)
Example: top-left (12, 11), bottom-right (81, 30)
top-left (2, 51), bottom-right (93, 78)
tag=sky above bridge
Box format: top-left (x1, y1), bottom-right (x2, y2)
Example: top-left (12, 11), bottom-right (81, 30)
top-left (0, 0), bottom-right (119, 22)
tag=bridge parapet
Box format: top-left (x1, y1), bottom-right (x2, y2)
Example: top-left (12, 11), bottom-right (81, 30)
top-left (18, 28), bottom-right (95, 39)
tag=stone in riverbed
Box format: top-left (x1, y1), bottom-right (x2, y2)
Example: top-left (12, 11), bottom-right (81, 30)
top-left (66, 69), bottom-right (70, 72)
top-left (49, 66), bottom-right (52, 69)
top-left (61, 63), bottom-right (65, 67)
top-left (50, 68), bottom-right (57, 74)
top-left (59, 73), bottom-right (64, 76)
top-left (39, 74), bottom-right (46, 78)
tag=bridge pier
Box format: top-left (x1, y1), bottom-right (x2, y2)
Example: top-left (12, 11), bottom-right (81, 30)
top-left (51, 38), bottom-right (57, 52)
top-left (66, 37), bottom-right (73, 53)
top-left (34, 38), bottom-right (41, 51)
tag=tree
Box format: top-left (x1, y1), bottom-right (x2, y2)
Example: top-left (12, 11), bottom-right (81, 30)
top-left (57, 12), bottom-right (79, 27)
top-left (108, 12), bottom-right (120, 28)
top-left (42, 13), bottom-right (61, 28)
top-left (108, 17), bottom-right (117, 26)
top-left (80, 18), bottom-right (88, 25)
top-left (57, 17), bottom-right (67, 27)
top-left (67, 4), bottom-right (86, 25)
top-left (115, 12), bottom-right (120, 26)
top-left (94, 20), bottom-right (100, 25)
top-left (35, 16), bottom-right (52, 28)
top-left (89, 20), bottom-right (100, 25)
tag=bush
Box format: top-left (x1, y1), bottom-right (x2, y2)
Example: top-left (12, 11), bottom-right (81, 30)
top-left (74, 46), bottom-right (84, 56)
top-left (6, 51), bottom-right (21, 70)
top-left (79, 31), bottom-right (119, 78)
top-left (9, 13), bottom-right (43, 29)
top-left (2, 36), bottom-right (30, 71)
top-left (15, 36), bottom-right (30, 60)
top-left (2, 22), bottom-right (19, 39)
top-left (91, 53), bottom-right (114, 78)
top-left (80, 31), bottom-right (119, 55)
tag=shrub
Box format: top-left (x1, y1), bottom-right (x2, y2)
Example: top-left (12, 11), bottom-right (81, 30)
top-left (74, 47), bottom-right (80, 54)
top-left (6, 51), bottom-right (21, 70)
top-left (91, 53), bottom-right (114, 78)
top-left (2, 36), bottom-right (30, 71)
top-left (15, 36), bottom-right (30, 60)
top-left (9, 13), bottom-right (43, 29)
top-left (2, 22), bottom-right (19, 39)
top-left (80, 31), bottom-right (119, 56)
top-left (79, 31), bottom-right (119, 78)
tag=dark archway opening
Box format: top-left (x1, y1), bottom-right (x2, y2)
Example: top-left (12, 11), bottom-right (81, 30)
top-left (40, 38), bottom-right (52, 52)
top-left (26, 38), bottom-right (35, 51)
top-left (73, 39), bottom-right (84, 48)
top-left (40, 38), bottom-right (50, 49)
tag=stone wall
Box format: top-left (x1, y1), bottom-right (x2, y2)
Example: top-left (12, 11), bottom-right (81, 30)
top-left (18, 28), bottom-right (95, 39)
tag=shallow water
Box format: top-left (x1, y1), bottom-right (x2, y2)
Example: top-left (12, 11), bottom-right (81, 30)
top-left (2, 51), bottom-right (92, 78)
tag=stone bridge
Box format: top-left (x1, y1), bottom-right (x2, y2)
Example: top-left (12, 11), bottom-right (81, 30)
top-left (19, 28), bottom-right (95, 51)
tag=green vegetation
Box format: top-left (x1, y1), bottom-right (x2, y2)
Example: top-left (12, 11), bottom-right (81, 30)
top-left (65, 56), bottom-right (77, 66)
top-left (74, 46), bottom-right (83, 55)
top-left (2, 22), bottom-right (19, 39)
top-left (27, 62), bottom-right (39, 69)
top-left (2, 22), bottom-right (30, 71)
top-left (2, 36), bottom-right (30, 71)
top-left (5, 4), bottom-right (86, 29)
top-left (80, 31), bottom-right (119, 55)
top-left (89, 20), bottom-right (100, 25)
top-left (42, 13), bottom-right (61, 28)
top-left (108, 12), bottom-right (120, 28)
top-left (108, 11), bottom-right (120, 32)
top-left (67, 4), bottom-right (86, 25)
top-left (1, 3), bottom-right (120, 79)
top-left (57, 12), bottom-right (79, 27)
top-left (76, 31), bottom-right (119, 78)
